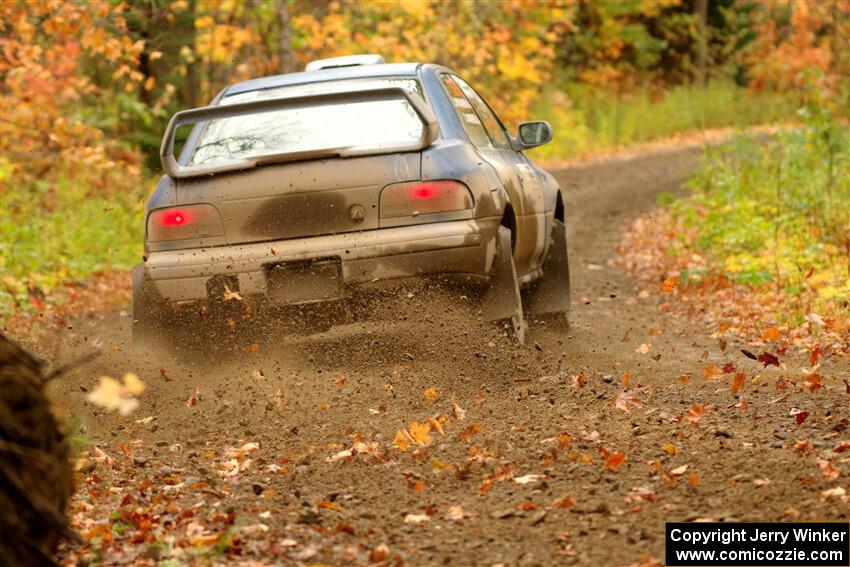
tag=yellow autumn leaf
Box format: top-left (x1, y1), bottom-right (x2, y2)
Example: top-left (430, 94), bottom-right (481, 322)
top-left (409, 421), bottom-right (433, 447)
top-left (423, 387), bottom-right (439, 401)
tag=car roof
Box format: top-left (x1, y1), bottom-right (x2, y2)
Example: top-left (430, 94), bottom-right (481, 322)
top-left (224, 63), bottom-right (424, 97)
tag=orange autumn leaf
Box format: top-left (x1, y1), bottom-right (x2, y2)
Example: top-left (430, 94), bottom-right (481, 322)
top-left (409, 421), bottom-right (433, 447)
top-left (731, 372), bottom-right (746, 395)
top-left (687, 404), bottom-right (705, 423)
top-left (600, 447), bottom-right (626, 469)
top-left (553, 494), bottom-right (576, 509)
top-left (622, 371), bottom-right (631, 388)
top-left (661, 443), bottom-right (677, 455)
top-left (817, 459), bottom-right (840, 480)
top-left (702, 364), bottom-right (723, 380)
top-left (688, 472), bottom-right (701, 487)
top-left (458, 423), bottom-right (481, 440)
top-left (661, 276), bottom-right (679, 293)
top-left (760, 328), bottom-right (781, 342)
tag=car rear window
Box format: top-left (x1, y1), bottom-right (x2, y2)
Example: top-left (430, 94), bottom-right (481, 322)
top-left (187, 79), bottom-right (426, 166)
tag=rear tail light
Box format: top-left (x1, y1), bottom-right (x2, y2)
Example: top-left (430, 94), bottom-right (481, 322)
top-left (147, 204), bottom-right (224, 242)
top-left (380, 180), bottom-right (473, 218)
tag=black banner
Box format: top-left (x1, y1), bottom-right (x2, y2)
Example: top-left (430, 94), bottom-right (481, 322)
top-left (666, 522), bottom-right (849, 566)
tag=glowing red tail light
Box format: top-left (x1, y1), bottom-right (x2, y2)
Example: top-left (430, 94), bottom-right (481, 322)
top-left (147, 204), bottom-right (224, 242)
top-left (158, 209), bottom-right (195, 227)
top-left (380, 180), bottom-right (473, 218)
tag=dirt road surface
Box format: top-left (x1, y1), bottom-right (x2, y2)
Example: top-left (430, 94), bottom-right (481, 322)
top-left (30, 147), bottom-right (848, 566)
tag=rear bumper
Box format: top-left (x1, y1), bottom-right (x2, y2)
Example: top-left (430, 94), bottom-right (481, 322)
top-left (140, 219), bottom-right (499, 304)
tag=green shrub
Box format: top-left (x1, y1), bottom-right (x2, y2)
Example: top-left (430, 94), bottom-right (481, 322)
top-left (529, 81), bottom-right (798, 161)
top-left (0, 165), bottom-right (148, 320)
top-left (670, 78), bottom-right (849, 313)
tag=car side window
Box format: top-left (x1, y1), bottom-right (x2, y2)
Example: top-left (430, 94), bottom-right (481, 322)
top-left (451, 76), bottom-right (512, 151)
top-left (439, 75), bottom-right (492, 149)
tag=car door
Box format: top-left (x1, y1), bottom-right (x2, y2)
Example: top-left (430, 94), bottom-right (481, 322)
top-left (438, 74), bottom-right (546, 280)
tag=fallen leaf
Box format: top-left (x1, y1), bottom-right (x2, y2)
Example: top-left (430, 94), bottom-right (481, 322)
top-left (86, 374), bottom-right (145, 416)
top-left (615, 391), bottom-right (642, 413)
top-left (661, 443), bottom-right (678, 456)
top-left (403, 513), bottom-right (429, 524)
top-left (670, 464), bottom-right (689, 476)
top-left (423, 387), bottom-right (439, 402)
top-left (186, 387), bottom-right (200, 407)
top-left (731, 372), bottom-right (746, 395)
top-left (571, 372), bottom-right (587, 388)
top-left (661, 276), bottom-right (678, 293)
top-left (369, 544), bottom-right (389, 562)
top-left (804, 265), bottom-right (815, 279)
top-left (446, 506), bottom-right (465, 521)
top-left (325, 449), bottom-right (353, 463)
top-left (753, 477), bottom-right (771, 487)
top-left (795, 411), bottom-right (810, 425)
top-left (702, 364), bottom-right (723, 380)
top-left (820, 487), bottom-right (846, 502)
top-left (805, 312), bottom-right (825, 327)
top-left (600, 447), bottom-right (626, 470)
top-left (452, 400), bottom-right (466, 420)
top-left (458, 423), bottom-right (481, 440)
top-left (622, 371), bottom-right (631, 388)
top-left (635, 342), bottom-right (652, 354)
top-left (553, 494), bottom-right (576, 509)
top-left (817, 459), bottom-right (840, 480)
top-left (687, 473), bottom-right (701, 487)
top-left (809, 347), bottom-right (823, 366)
top-left (393, 429), bottom-right (414, 451)
top-left (760, 328), bottom-right (781, 342)
top-left (514, 474), bottom-right (545, 485)
top-left (687, 404), bottom-right (705, 423)
top-left (409, 422), bottom-right (433, 447)
top-left (222, 283), bottom-right (242, 301)
top-left (428, 416), bottom-right (445, 436)
top-left (757, 352), bottom-right (780, 368)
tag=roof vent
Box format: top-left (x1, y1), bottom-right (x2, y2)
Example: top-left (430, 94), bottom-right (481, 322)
top-left (305, 54), bottom-right (386, 72)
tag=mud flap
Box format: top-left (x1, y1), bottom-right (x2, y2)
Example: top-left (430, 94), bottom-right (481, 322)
top-left (524, 219), bottom-right (571, 327)
top-left (480, 226), bottom-right (527, 344)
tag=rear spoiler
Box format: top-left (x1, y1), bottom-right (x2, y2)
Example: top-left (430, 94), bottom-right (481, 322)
top-left (160, 87), bottom-right (439, 179)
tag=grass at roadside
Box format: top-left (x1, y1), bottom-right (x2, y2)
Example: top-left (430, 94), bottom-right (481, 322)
top-left (619, 84), bottom-right (849, 353)
top-left (0, 166), bottom-right (147, 322)
top-left (529, 81), bottom-right (798, 161)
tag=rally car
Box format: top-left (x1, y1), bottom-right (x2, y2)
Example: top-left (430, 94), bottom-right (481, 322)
top-left (133, 54), bottom-right (570, 346)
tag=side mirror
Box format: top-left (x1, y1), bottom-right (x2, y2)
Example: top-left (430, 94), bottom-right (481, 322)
top-left (515, 121), bottom-right (553, 150)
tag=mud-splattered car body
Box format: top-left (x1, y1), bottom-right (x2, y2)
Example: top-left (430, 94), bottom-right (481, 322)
top-left (134, 57), bottom-right (570, 344)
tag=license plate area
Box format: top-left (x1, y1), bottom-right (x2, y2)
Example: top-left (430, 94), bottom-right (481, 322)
top-left (266, 257), bottom-right (342, 305)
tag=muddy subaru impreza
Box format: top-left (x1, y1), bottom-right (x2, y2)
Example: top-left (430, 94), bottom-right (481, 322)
top-left (133, 55), bottom-right (570, 347)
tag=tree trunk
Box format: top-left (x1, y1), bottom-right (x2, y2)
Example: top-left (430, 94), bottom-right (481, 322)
top-left (695, 0), bottom-right (709, 86)
top-left (0, 333), bottom-right (74, 566)
top-left (277, 0), bottom-right (296, 74)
